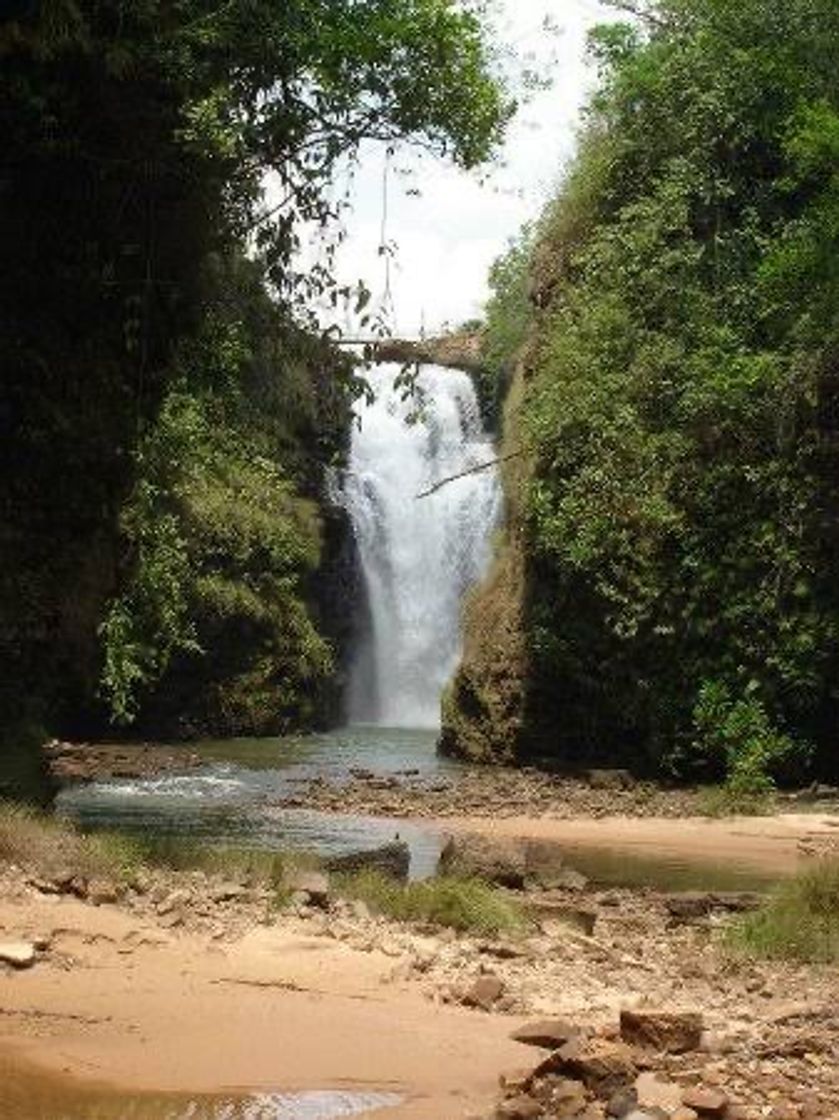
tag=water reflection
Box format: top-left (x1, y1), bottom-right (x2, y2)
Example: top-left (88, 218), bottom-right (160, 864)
top-left (0, 1058), bottom-right (401, 1120)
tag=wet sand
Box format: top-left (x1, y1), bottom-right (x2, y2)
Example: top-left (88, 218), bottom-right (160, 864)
top-left (449, 811), bottom-right (839, 877)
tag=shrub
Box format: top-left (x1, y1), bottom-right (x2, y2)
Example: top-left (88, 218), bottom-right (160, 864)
top-left (692, 680), bottom-right (805, 799)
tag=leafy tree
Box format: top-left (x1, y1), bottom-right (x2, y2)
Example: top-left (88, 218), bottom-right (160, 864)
top-left (0, 0), bottom-right (510, 738)
top-left (448, 0), bottom-right (839, 778)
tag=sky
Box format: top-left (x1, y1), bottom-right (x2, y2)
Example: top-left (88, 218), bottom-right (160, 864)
top-left (304, 0), bottom-right (613, 337)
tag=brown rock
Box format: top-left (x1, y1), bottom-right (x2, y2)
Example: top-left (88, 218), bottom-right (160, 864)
top-left (681, 1087), bottom-right (729, 1116)
top-left (550, 1038), bottom-right (638, 1097)
top-left (462, 974), bottom-right (505, 1011)
top-left (499, 1069), bottom-right (533, 1094)
top-left (620, 1009), bottom-right (703, 1054)
top-left (439, 834), bottom-right (527, 889)
top-left (606, 1085), bottom-right (638, 1116)
top-left (495, 1095), bottom-right (543, 1118)
top-left (635, 1071), bottom-right (684, 1111)
top-left (672, 1110), bottom-right (699, 1120)
top-left (511, 1018), bottom-right (583, 1050)
top-left (88, 879), bottom-right (120, 906)
top-left (287, 870), bottom-right (330, 908)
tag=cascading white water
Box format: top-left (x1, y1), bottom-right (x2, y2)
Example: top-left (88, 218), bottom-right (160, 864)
top-left (340, 363), bottom-right (501, 728)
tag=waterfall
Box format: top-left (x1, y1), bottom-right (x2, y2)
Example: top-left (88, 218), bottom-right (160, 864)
top-left (339, 363), bottom-right (501, 729)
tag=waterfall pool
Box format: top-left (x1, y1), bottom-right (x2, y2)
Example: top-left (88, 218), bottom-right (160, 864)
top-left (55, 726), bottom-right (455, 879)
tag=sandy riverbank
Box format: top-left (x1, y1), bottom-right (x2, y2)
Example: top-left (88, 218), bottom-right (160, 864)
top-left (447, 812), bottom-right (839, 878)
top-left (0, 889), bottom-right (522, 1118)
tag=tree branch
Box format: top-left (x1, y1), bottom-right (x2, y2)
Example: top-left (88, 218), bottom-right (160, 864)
top-left (416, 451), bottom-right (522, 499)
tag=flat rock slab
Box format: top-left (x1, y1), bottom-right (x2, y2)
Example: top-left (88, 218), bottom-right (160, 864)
top-left (0, 940), bottom-right (36, 968)
top-left (511, 1018), bottom-right (582, 1050)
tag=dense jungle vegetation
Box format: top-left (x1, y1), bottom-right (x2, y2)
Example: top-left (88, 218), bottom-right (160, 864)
top-left (0, 0), bottom-right (509, 764)
top-left (443, 0), bottom-right (839, 786)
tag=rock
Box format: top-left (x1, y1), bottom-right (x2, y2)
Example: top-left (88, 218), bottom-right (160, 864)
top-left (439, 834), bottom-right (527, 889)
top-left (664, 892), bottom-right (760, 922)
top-left (620, 1009), bottom-right (703, 1054)
top-left (606, 1086), bottom-right (638, 1116)
top-left (534, 901), bottom-right (597, 936)
top-left (535, 867), bottom-right (589, 892)
top-left (547, 1038), bottom-right (638, 1097)
top-left (287, 870), bottom-right (330, 908)
top-left (324, 840), bottom-right (410, 881)
top-left (495, 1096), bottom-right (543, 1119)
top-left (461, 974), bottom-right (505, 1011)
top-left (672, 1110), bottom-right (699, 1120)
top-left (681, 1088), bottom-right (729, 1116)
top-left (0, 940), bottom-right (36, 968)
top-left (540, 1077), bottom-right (588, 1117)
top-left (499, 1069), bottom-right (534, 1094)
top-left (511, 1018), bottom-right (583, 1050)
top-left (635, 1071), bottom-right (684, 1111)
top-left (210, 882), bottom-right (246, 903)
top-left (88, 879), bottom-right (120, 906)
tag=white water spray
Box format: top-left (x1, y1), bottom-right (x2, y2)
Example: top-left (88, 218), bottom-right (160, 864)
top-left (339, 363), bottom-right (501, 728)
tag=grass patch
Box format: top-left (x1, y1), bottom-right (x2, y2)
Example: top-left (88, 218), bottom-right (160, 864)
top-left (337, 870), bottom-right (527, 935)
top-left (0, 802), bottom-right (145, 883)
top-left (727, 859), bottom-right (839, 963)
top-left (697, 784), bottom-right (775, 818)
top-left (0, 801), bottom-right (310, 900)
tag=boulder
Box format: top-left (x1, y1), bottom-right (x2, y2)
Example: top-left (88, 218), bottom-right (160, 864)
top-left (495, 1095), bottom-right (543, 1119)
top-left (634, 1071), bottom-right (684, 1111)
top-left (287, 870), bottom-right (330, 908)
top-left (511, 1018), bottom-right (583, 1050)
top-left (546, 1038), bottom-right (638, 1098)
top-left (0, 940), bottom-right (36, 968)
top-left (324, 840), bottom-right (410, 881)
top-left (620, 1009), bottom-right (703, 1054)
top-left (439, 834), bottom-right (527, 889)
top-left (606, 1086), bottom-right (638, 1117)
top-left (681, 1088), bottom-right (729, 1117)
top-left (461, 974), bottom-right (505, 1011)
top-left (88, 879), bottom-right (120, 906)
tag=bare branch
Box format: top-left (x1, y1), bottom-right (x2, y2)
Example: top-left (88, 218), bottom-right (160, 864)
top-left (416, 451), bottom-right (522, 499)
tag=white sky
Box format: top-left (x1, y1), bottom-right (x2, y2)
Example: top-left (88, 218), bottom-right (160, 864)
top-left (302, 0), bottom-right (613, 337)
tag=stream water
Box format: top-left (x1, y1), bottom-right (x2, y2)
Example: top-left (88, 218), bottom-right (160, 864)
top-left (55, 727), bottom-right (454, 879)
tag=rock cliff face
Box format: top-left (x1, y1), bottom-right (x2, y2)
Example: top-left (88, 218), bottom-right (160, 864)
top-left (438, 361), bottom-right (531, 765)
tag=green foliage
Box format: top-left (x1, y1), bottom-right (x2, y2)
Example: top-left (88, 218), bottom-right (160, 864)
top-left (479, 226), bottom-right (535, 425)
top-left (0, 0), bottom-right (511, 740)
top-left (692, 680), bottom-right (803, 797)
top-left (484, 0), bottom-right (839, 775)
top-left (337, 870), bottom-right (526, 935)
top-left (99, 290), bottom-right (340, 735)
top-left (728, 860), bottom-right (839, 963)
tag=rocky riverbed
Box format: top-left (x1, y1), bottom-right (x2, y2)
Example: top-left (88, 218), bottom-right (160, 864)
top-left (1, 843), bottom-right (838, 1118)
top-left (272, 766), bottom-right (704, 821)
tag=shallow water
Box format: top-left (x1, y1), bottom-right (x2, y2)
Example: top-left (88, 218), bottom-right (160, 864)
top-left (0, 1063), bottom-right (400, 1120)
top-left (55, 726), bottom-right (454, 879)
top-left (560, 843), bottom-right (775, 893)
top-left (53, 725), bottom-right (778, 893)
